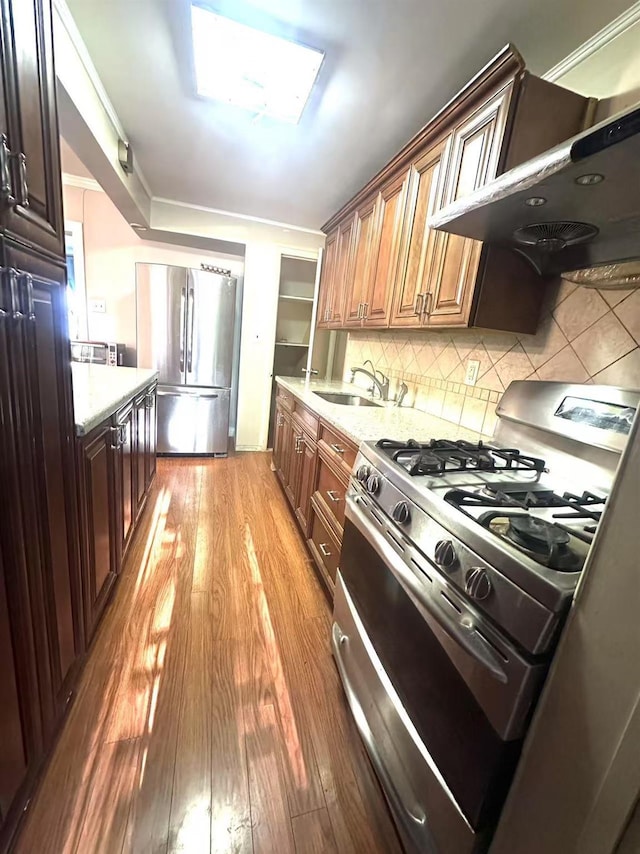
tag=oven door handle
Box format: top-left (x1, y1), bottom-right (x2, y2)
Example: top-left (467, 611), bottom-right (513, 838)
top-left (331, 622), bottom-right (438, 851)
top-left (348, 496), bottom-right (508, 684)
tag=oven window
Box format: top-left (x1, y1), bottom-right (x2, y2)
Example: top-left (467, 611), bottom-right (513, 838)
top-left (340, 518), bottom-right (521, 830)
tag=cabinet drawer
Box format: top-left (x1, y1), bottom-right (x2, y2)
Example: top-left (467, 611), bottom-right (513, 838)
top-left (309, 501), bottom-right (340, 587)
top-left (315, 452), bottom-right (346, 534)
top-left (293, 401), bottom-right (319, 438)
top-left (318, 422), bottom-right (358, 474)
top-left (276, 385), bottom-right (294, 411)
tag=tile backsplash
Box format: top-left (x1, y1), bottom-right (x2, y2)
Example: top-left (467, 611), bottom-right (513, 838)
top-left (345, 279), bottom-right (640, 436)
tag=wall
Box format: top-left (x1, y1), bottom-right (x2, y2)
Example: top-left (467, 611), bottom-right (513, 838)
top-left (345, 21), bottom-right (640, 431)
top-left (346, 278), bottom-right (640, 435)
top-left (62, 183), bottom-right (244, 358)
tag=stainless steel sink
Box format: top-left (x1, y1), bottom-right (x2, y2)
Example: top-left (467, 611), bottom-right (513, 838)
top-left (315, 391), bottom-right (382, 407)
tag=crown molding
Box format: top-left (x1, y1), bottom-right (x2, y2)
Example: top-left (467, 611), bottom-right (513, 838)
top-left (152, 196), bottom-right (324, 235)
top-left (62, 172), bottom-right (103, 192)
top-left (543, 1), bottom-right (640, 82)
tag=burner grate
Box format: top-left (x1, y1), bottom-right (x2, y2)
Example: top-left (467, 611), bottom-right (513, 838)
top-left (376, 439), bottom-right (547, 477)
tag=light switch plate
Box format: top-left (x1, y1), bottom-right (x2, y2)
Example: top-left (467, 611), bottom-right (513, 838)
top-left (465, 359), bottom-right (480, 386)
top-left (89, 298), bottom-right (106, 313)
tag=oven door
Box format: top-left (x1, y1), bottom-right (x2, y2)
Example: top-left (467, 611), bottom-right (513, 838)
top-left (333, 491), bottom-right (547, 854)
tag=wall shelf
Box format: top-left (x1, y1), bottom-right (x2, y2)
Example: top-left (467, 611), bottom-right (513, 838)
top-left (279, 294), bottom-right (314, 303)
top-left (275, 341), bottom-right (309, 348)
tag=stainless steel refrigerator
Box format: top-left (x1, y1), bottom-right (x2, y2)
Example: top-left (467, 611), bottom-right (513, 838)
top-left (136, 263), bottom-right (237, 455)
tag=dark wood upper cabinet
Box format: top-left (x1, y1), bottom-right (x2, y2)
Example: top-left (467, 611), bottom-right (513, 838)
top-left (318, 47), bottom-right (592, 335)
top-left (316, 229), bottom-right (338, 328)
top-left (344, 198), bottom-right (376, 327)
top-left (391, 135), bottom-right (450, 326)
top-left (364, 169), bottom-right (410, 328)
top-left (427, 84), bottom-right (512, 327)
top-left (0, 0), bottom-right (64, 259)
top-left (328, 217), bottom-right (353, 328)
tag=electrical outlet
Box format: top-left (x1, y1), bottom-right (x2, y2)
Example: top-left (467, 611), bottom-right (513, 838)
top-left (89, 298), bottom-right (106, 313)
top-left (465, 359), bottom-right (480, 386)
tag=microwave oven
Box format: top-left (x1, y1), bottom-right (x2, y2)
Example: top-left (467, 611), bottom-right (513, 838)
top-left (70, 340), bottom-right (126, 366)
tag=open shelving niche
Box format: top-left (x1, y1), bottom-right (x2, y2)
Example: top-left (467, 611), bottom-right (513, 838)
top-left (268, 254), bottom-right (347, 447)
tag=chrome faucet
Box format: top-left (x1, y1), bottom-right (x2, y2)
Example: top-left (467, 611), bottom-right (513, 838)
top-left (350, 365), bottom-right (390, 401)
top-left (395, 382), bottom-right (408, 407)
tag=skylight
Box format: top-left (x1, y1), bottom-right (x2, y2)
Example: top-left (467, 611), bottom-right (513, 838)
top-left (190, 5), bottom-right (324, 124)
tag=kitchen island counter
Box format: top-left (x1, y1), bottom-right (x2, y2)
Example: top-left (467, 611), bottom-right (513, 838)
top-left (72, 363), bottom-right (159, 436)
top-left (275, 376), bottom-right (491, 445)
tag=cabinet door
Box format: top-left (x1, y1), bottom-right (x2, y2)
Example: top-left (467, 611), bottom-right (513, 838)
top-left (343, 200), bottom-right (376, 327)
top-left (273, 401), bottom-right (285, 478)
top-left (6, 243), bottom-right (82, 710)
top-left (78, 423), bottom-right (117, 643)
top-left (0, 545), bottom-right (29, 821)
top-left (427, 85), bottom-right (512, 326)
top-left (0, 0), bottom-right (64, 258)
top-left (391, 136), bottom-right (450, 327)
top-left (144, 385), bottom-right (157, 488)
top-left (285, 419), bottom-right (302, 507)
top-left (294, 433), bottom-right (316, 537)
top-left (114, 404), bottom-right (135, 567)
top-left (329, 216), bottom-right (354, 328)
top-left (364, 170), bottom-right (409, 327)
top-left (134, 393), bottom-right (146, 514)
top-left (316, 229), bottom-right (338, 328)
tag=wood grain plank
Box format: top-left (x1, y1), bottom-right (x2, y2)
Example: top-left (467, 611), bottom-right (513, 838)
top-left (75, 737), bottom-right (141, 854)
top-left (168, 592), bottom-right (213, 853)
top-left (291, 808), bottom-right (338, 854)
top-left (245, 703), bottom-right (295, 854)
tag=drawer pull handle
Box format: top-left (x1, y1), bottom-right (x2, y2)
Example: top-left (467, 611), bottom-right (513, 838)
top-left (319, 543), bottom-right (332, 558)
top-left (330, 443), bottom-right (345, 454)
top-left (326, 490), bottom-right (341, 503)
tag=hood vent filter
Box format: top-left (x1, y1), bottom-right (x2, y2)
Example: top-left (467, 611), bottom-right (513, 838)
top-left (513, 221), bottom-right (598, 253)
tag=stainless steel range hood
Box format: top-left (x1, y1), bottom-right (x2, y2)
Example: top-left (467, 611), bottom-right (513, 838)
top-left (429, 105), bottom-right (640, 277)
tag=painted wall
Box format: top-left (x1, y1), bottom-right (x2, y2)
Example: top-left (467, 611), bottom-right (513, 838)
top-left (62, 184), bottom-right (244, 358)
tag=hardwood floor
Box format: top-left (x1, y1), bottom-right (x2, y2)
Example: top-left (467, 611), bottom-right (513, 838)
top-left (16, 454), bottom-right (402, 854)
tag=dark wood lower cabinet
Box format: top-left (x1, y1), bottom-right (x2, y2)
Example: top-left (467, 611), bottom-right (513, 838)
top-left (273, 383), bottom-right (358, 598)
top-left (76, 382), bottom-right (157, 646)
top-left (77, 422), bottom-right (118, 643)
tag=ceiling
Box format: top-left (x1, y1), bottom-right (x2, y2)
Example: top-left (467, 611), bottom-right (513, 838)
top-left (66, 0), bottom-right (633, 230)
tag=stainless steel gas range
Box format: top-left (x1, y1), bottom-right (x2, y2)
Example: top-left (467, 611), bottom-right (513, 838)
top-left (331, 381), bottom-right (638, 854)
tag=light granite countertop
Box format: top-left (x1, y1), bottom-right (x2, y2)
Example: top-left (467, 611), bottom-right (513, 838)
top-left (275, 376), bottom-right (492, 445)
top-left (72, 364), bottom-right (159, 436)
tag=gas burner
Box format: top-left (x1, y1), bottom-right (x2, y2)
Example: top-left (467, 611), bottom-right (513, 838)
top-left (445, 486), bottom-right (606, 542)
top-left (376, 438), bottom-right (547, 477)
top-left (481, 513), bottom-right (584, 572)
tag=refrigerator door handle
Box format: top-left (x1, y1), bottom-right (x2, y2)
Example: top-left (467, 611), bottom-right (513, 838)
top-left (179, 287), bottom-right (186, 373)
top-left (187, 286), bottom-right (195, 374)
top-left (157, 388), bottom-right (220, 399)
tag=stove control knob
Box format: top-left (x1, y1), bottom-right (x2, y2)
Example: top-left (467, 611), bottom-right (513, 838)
top-left (392, 501), bottom-right (411, 525)
top-left (366, 474), bottom-right (381, 495)
top-left (434, 539), bottom-right (457, 569)
top-left (465, 567), bottom-right (492, 601)
top-left (356, 464), bottom-right (371, 483)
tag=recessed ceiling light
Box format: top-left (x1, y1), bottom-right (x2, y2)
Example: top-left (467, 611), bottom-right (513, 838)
top-left (190, 5), bottom-right (324, 124)
top-left (525, 197), bottom-right (546, 207)
top-left (575, 173), bottom-right (604, 185)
